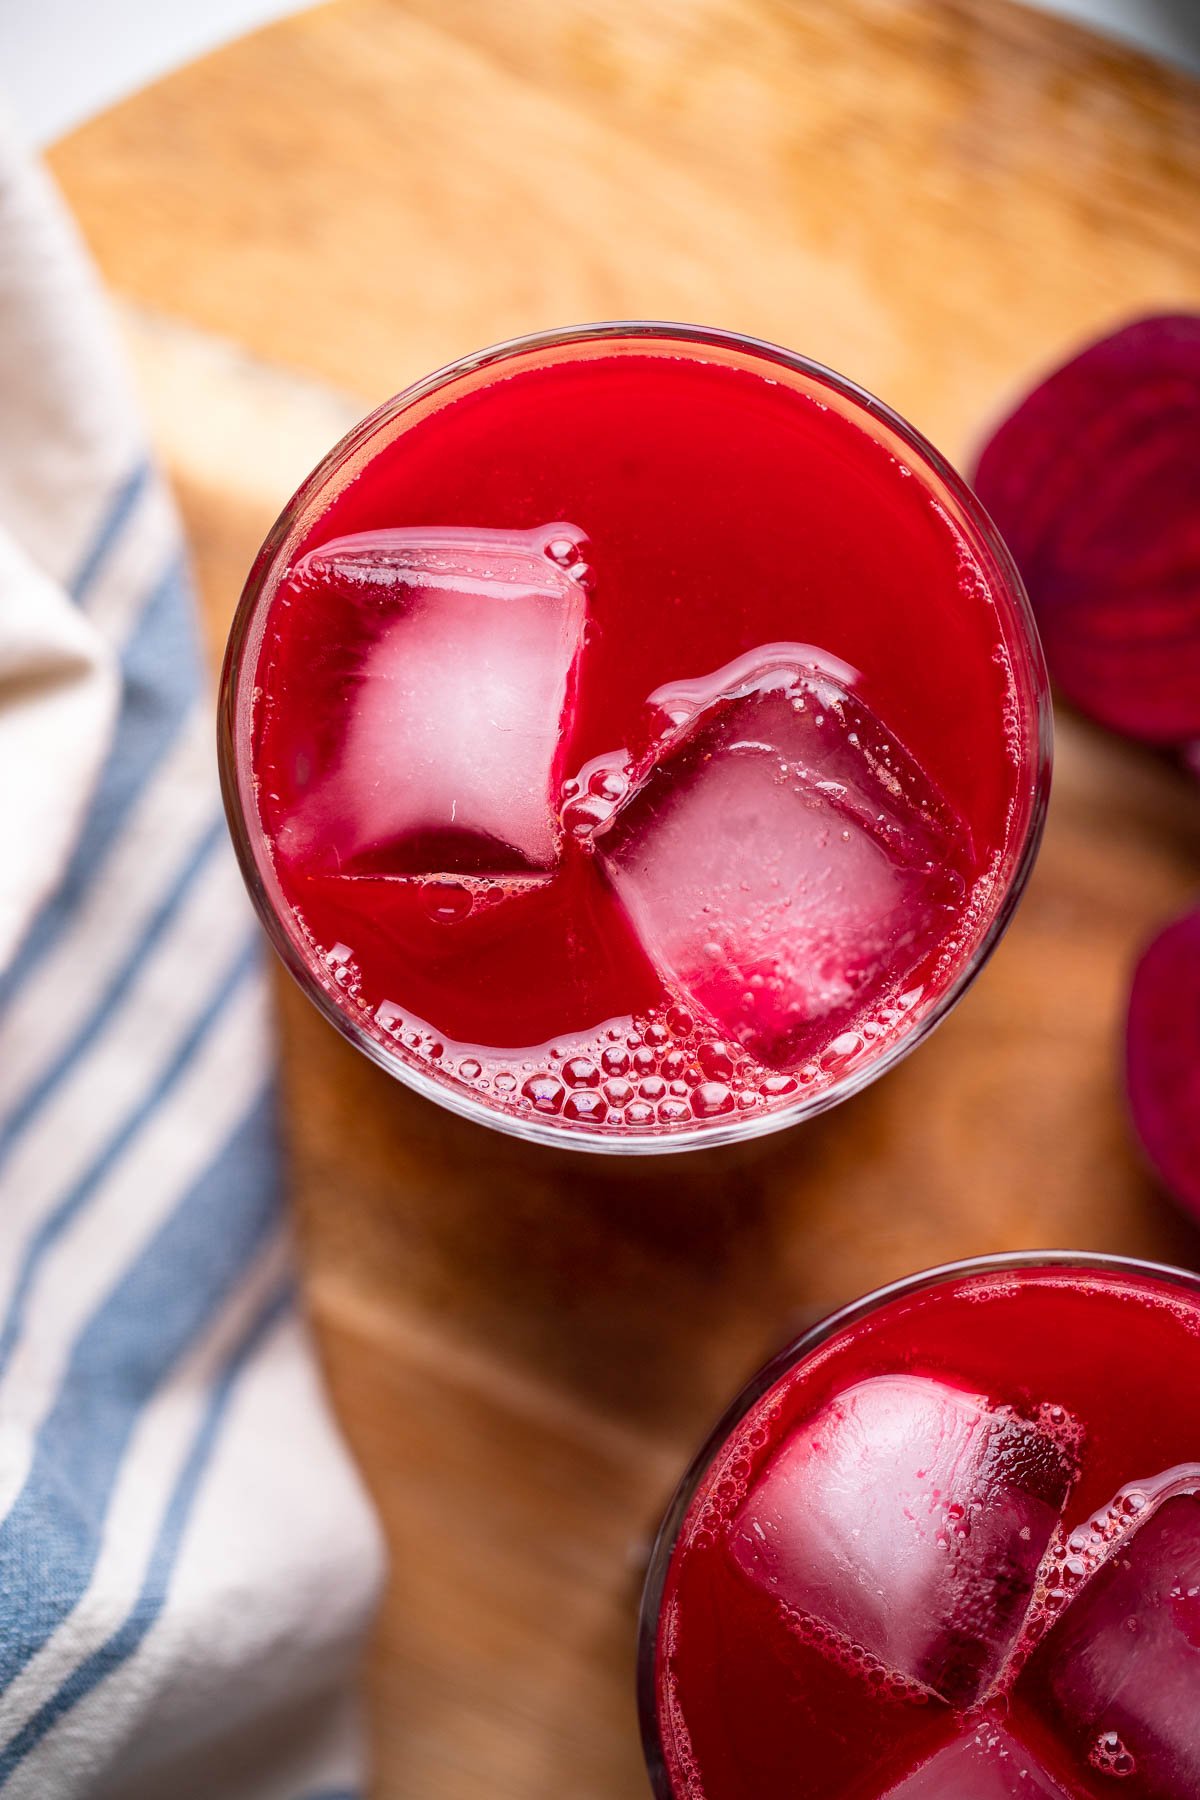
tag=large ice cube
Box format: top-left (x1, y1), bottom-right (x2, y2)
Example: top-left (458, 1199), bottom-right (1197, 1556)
top-left (277, 524), bottom-right (588, 875)
top-left (1022, 1474), bottom-right (1200, 1799)
top-left (593, 650), bottom-right (965, 1069)
top-left (881, 1727), bottom-right (1070, 1799)
top-left (729, 1375), bottom-right (1075, 1706)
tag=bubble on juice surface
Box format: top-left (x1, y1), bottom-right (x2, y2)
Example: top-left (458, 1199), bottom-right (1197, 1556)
top-left (323, 941), bottom-right (360, 995)
top-left (1090, 1732), bottom-right (1138, 1779)
top-left (275, 522), bottom-right (589, 878)
top-left (1017, 1469), bottom-right (1200, 1798)
top-left (561, 748), bottom-right (638, 841)
top-left (588, 646), bottom-right (972, 1071)
top-left (728, 1374), bottom-right (1078, 1707)
top-left (877, 1723), bottom-right (1071, 1797)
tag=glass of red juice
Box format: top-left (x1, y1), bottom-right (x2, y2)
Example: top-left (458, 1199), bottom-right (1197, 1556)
top-left (639, 1252), bottom-right (1200, 1799)
top-left (219, 323), bottom-right (1050, 1150)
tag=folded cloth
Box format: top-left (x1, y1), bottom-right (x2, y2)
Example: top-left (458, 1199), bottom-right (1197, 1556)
top-left (0, 115), bottom-right (384, 1800)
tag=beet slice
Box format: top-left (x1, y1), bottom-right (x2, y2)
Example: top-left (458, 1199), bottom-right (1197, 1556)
top-left (1126, 907), bottom-right (1200, 1221)
top-left (973, 315), bottom-right (1200, 746)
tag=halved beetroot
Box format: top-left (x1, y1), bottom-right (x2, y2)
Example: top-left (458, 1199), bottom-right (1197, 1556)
top-left (973, 315), bottom-right (1200, 746)
top-left (1126, 907), bottom-right (1200, 1221)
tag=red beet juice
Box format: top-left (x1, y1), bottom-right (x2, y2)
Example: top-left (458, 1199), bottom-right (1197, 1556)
top-left (220, 325), bottom-right (1049, 1147)
top-left (641, 1256), bottom-right (1200, 1800)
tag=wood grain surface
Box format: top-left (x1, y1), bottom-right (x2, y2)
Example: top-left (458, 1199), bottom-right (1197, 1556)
top-left (50, 3), bottom-right (1200, 1795)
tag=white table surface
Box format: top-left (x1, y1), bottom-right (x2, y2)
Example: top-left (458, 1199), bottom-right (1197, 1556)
top-left (0, 0), bottom-right (1197, 150)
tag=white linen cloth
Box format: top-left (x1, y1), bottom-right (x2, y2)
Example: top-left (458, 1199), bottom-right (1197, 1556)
top-left (0, 116), bottom-right (384, 1799)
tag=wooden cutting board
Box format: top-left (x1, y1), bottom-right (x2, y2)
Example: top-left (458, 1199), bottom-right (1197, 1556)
top-left (50, 4), bottom-right (1200, 1795)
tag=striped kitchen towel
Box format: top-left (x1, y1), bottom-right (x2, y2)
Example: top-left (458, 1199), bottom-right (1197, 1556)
top-left (0, 116), bottom-right (384, 1800)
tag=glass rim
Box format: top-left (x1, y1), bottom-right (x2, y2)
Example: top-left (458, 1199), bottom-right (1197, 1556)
top-left (218, 318), bottom-right (1053, 1156)
top-left (635, 1247), bottom-right (1200, 1796)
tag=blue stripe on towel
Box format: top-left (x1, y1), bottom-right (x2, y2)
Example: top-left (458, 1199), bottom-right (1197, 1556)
top-left (40, 554), bottom-right (197, 892)
top-left (70, 461), bottom-right (151, 604)
top-left (0, 1273), bottom-right (293, 1784)
top-left (0, 553), bottom-right (197, 1015)
top-left (0, 934), bottom-right (259, 1382)
top-left (0, 1083), bottom-right (281, 1690)
top-left (0, 814), bottom-right (225, 1171)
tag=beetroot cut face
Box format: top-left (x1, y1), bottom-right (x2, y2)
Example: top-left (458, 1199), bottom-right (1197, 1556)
top-left (1126, 907), bottom-right (1200, 1221)
top-left (972, 314), bottom-right (1200, 748)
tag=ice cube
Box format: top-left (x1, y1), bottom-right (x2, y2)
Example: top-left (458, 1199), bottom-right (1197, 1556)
top-left (277, 524), bottom-right (588, 875)
top-left (881, 1726), bottom-right (1070, 1798)
top-left (1021, 1474), bottom-right (1200, 1799)
top-left (729, 1375), bottom-right (1075, 1706)
top-left (593, 649), bottom-right (965, 1069)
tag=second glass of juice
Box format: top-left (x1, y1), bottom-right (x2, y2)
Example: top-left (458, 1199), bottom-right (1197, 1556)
top-left (220, 323), bottom-right (1050, 1149)
top-left (641, 1254), bottom-right (1200, 1799)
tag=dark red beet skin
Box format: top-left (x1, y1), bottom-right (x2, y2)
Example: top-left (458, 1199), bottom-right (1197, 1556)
top-left (1126, 907), bottom-right (1200, 1221)
top-left (973, 314), bottom-right (1200, 747)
